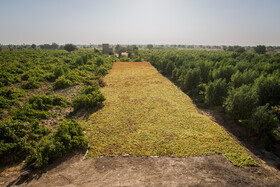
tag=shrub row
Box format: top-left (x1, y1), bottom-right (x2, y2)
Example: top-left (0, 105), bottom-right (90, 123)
top-left (142, 49), bottom-right (280, 147)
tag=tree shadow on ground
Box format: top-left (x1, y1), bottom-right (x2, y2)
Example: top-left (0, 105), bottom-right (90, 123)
top-left (6, 149), bottom-right (86, 187)
top-left (66, 104), bottom-right (104, 122)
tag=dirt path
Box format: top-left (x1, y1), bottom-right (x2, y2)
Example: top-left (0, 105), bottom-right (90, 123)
top-left (1, 151), bottom-right (279, 186)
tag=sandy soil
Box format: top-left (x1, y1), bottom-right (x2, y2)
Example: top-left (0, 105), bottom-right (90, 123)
top-left (1, 151), bottom-right (279, 187)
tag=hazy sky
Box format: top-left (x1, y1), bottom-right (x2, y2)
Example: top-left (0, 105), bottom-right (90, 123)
top-left (0, 0), bottom-right (280, 45)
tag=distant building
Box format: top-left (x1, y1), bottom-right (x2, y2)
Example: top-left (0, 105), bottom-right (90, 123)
top-left (102, 43), bottom-right (113, 54)
top-left (121, 52), bottom-right (129, 57)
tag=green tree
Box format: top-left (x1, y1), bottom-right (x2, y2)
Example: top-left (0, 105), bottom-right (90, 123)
top-left (51, 42), bottom-right (59, 49)
top-left (254, 45), bottom-right (266, 54)
top-left (231, 69), bottom-right (259, 88)
top-left (31, 44), bottom-right (36, 49)
top-left (254, 75), bottom-right (280, 106)
top-left (226, 85), bottom-right (259, 120)
top-left (182, 68), bottom-right (201, 93)
top-left (115, 44), bottom-right (124, 57)
top-left (249, 104), bottom-right (279, 146)
top-left (233, 46), bottom-right (245, 53)
top-left (147, 44), bottom-right (153, 50)
top-left (165, 61), bottom-right (175, 75)
top-left (212, 65), bottom-right (236, 83)
top-left (206, 79), bottom-right (228, 105)
top-left (64, 44), bottom-right (77, 53)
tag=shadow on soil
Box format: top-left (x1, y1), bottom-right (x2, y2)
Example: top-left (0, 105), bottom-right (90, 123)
top-left (66, 104), bottom-right (104, 122)
top-left (6, 149), bottom-right (86, 187)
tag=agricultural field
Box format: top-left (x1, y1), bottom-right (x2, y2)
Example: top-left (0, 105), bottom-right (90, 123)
top-left (0, 48), bottom-right (117, 168)
top-left (140, 49), bottom-right (280, 152)
top-left (85, 62), bottom-right (257, 166)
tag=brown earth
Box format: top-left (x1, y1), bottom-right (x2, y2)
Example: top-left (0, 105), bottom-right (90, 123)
top-left (1, 150), bottom-right (280, 187)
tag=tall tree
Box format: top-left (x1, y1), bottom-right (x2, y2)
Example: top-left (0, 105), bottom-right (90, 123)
top-left (254, 45), bottom-right (266, 54)
top-left (147, 44), bottom-right (153, 50)
top-left (64, 44), bottom-right (77, 53)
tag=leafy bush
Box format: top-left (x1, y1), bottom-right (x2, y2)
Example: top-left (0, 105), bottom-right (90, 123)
top-left (11, 104), bottom-right (51, 122)
top-left (54, 65), bottom-right (69, 78)
top-left (0, 72), bottom-right (21, 87)
top-left (72, 90), bottom-right (105, 111)
top-left (0, 87), bottom-right (24, 109)
top-left (53, 75), bottom-right (72, 90)
top-left (75, 57), bottom-right (84, 66)
top-left (81, 85), bottom-right (98, 95)
top-left (249, 104), bottom-right (279, 146)
top-left (25, 120), bottom-right (89, 168)
top-left (22, 78), bottom-right (41, 89)
top-left (226, 85), bottom-right (259, 120)
top-left (206, 79), bottom-right (228, 105)
top-left (96, 65), bottom-right (108, 76)
top-left (28, 94), bottom-right (70, 111)
top-left (0, 119), bottom-right (49, 160)
top-left (65, 72), bottom-right (82, 83)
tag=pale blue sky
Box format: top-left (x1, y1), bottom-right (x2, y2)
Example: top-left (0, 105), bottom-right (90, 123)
top-left (0, 0), bottom-right (279, 45)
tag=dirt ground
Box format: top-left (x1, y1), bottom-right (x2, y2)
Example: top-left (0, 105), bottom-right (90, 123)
top-left (1, 151), bottom-right (279, 187)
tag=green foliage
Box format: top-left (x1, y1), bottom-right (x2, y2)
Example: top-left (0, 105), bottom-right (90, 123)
top-left (226, 85), bottom-right (259, 120)
top-left (96, 57), bottom-right (104, 66)
top-left (54, 65), bottom-right (69, 78)
top-left (141, 49), bottom-right (280, 146)
top-left (75, 57), bottom-right (84, 66)
top-left (254, 75), bottom-right (280, 106)
top-left (11, 104), bottom-right (51, 122)
top-left (22, 78), bottom-right (42, 89)
top-left (53, 75), bottom-right (72, 90)
top-left (212, 65), bottom-right (236, 83)
top-left (0, 72), bottom-right (21, 87)
top-left (206, 79), bottom-right (228, 105)
top-left (249, 104), bottom-right (279, 146)
top-left (231, 69), bottom-right (259, 88)
top-left (147, 44), bottom-right (153, 50)
top-left (0, 119), bottom-right (50, 159)
top-left (0, 48), bottom-right (113, 167)
top-left (72, 87), bottom-right (105, 111)
top-left (182, 68), bottom-right (201, 93)
top-left (28, 94), bottom-right (70, 111)
top-left (254, 45), bottom-right (266, 54)
top-left (64, 44), bottom-right (77, 53)
top-left (25, 120), bottom-right (89, 168)
top-left (0, 87), bottom-right (24, 109)
top-left (96, 65), bottom-right (108, 76)
top-left (119, 55), bottom-right (130, 62)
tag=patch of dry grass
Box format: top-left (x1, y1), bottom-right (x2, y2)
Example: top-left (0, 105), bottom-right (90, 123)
top-left (85, 62), bottom-right (257, 166)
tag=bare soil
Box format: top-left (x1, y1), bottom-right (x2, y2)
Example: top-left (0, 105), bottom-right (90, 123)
top-left (1, 151), bottom-right (279, 187)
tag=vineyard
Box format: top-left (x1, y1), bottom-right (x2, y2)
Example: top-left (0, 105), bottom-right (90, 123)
top-left (0, 48), bottom-right (117, 168)
top-left (0, 47), bottom-right (280, 185)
